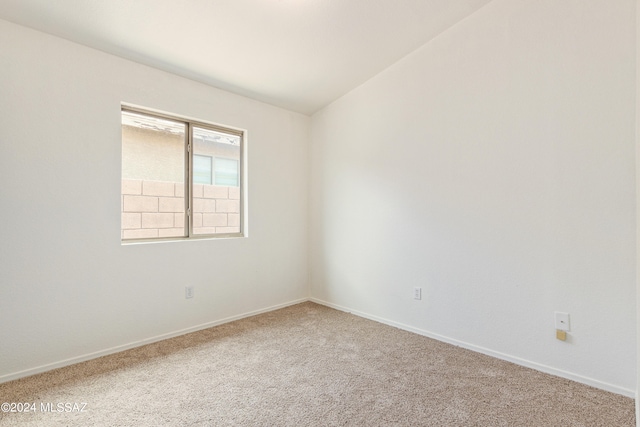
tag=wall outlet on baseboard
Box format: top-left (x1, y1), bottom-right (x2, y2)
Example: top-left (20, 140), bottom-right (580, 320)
top-left (413, 287), bottom-right (422, 300)
top-left (185, 286), bottom-right (194, 299)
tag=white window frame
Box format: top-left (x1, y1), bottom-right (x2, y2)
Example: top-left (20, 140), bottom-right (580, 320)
top-left (121, 105), bottom-right (245, 242)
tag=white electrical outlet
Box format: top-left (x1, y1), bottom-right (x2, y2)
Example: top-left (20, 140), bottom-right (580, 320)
top-left (555, 312), bottom-right (569, 331)
top-left (185, 286), bottom-right (194, 299)
top-left (414, 287), bottom-right (422, 300)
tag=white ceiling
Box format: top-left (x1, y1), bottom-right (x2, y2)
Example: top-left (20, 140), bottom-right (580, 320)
top-left (0, 0), bottom-right (491, 115)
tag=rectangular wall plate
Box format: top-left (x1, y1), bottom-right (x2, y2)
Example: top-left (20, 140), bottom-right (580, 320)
top-left (555, 312), bottom-right (570, 331)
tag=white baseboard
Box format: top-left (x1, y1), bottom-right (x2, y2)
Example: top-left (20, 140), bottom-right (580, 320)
top-left (310, 297), bottom-right (635, 399)
top-left (4, 296), bottom-right (635, 400)
top-left (0, 297), bottom-right (308, 385)
top-left (636, 395), bottom-right (639, 427)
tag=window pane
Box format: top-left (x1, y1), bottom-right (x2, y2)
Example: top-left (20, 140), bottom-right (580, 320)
top-left (192, 126), bottom-right (241, 236)
top-left (193, 154), bottom-right (212, 185)
top-left (121, 110), bottom-right (186, 240)
top-left (215, 158), bottom-right (239, 187)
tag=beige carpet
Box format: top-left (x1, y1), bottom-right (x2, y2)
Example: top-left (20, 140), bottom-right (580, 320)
top-left (0, 302), bottom-right (634, 426)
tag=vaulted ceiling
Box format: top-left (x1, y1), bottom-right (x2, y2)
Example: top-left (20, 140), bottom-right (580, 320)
top-left (0, 0), bottom-right (492, 115)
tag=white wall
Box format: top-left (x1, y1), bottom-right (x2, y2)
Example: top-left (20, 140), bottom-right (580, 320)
top-left (310, 0), bottom-right (636, 395)
top-left (1, 0), bottom-right (636, 401)
top-left (0, 19), bottom-right (309, 381)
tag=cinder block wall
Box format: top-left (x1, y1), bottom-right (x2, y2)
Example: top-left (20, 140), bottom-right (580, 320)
top-left (121, 179), bottom-right (240, 239)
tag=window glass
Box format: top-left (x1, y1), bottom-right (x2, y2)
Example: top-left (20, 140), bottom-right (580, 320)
top-left (121, 111), bottom-right (186, 240)
top-left (215, 158), bottom-right (239, 187)
top-left (121, 108), bottom-right (243, 241)
top-left (192, 125), bottom-right (242, 235)
top-left (193, 154), bottom-right (212, 185)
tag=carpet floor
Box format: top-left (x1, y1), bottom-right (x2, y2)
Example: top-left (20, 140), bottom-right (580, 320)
top-left (0, 302), bottom-right (635, 426)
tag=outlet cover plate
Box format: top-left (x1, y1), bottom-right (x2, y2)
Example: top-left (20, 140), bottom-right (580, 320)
top-left (555, 312), bottom-right (570, 331)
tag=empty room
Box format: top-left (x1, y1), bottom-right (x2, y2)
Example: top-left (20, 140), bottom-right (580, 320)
top-left (0, 0), bottom-right (638, 425)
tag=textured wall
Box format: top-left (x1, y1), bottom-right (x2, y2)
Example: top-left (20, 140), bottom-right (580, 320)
top-left (0, 18), bottom-right (309, 381)
top-left (310, 0), bottom-right (636, 396)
